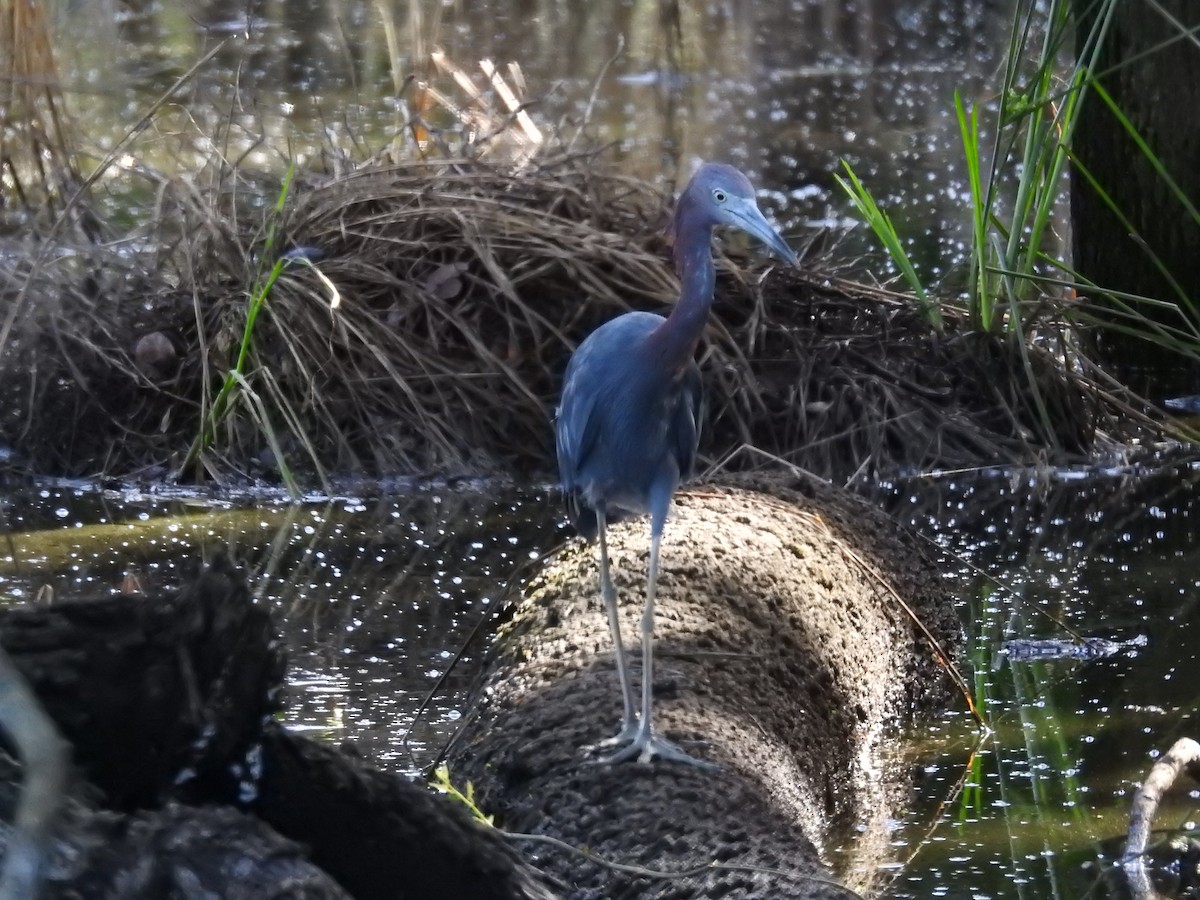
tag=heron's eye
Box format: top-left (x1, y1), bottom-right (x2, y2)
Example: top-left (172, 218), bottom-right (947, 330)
top-left (712, 188), bottom-right (727, 204)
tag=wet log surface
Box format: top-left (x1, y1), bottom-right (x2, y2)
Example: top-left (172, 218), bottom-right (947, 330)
top-left (0, 561), bottom-right (283, 811)
top-left (446, 474), bottom-right (959, 899)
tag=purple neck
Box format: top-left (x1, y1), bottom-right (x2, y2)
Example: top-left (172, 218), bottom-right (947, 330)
top-left (653, 201), bottom-right (714, 368)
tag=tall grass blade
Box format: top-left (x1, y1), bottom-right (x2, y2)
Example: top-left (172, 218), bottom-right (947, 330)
top-left (182, 163), bottom-right (299, 479)
top-left (834, 163), bottom-right (944, 332)
top-left (1090, 81), bottom-right (1200, 227)
top-left (955, 92), bottom-right (992, 331)
top-left (228, 371), bottom-right (301, 498)
top-left (955, 0), bottom-right (1119, 328)
top-left (1065, 151), bottom-right (1193, 307)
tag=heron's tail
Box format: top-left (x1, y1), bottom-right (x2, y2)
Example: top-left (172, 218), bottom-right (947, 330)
top-left (563, 488), bottom-right (598, 541)
top-left (571, 505), bottom-right (599, 541)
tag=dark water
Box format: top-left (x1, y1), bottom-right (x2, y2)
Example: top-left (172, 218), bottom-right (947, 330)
top-left (50, 0), bottom-right (1028, 290)
top-left (0, 480), bottom-right (565, 768)
top-left (3, 462), bottom-right (1199, 898)
top-left (852, 459), bottom-right (1200, 899)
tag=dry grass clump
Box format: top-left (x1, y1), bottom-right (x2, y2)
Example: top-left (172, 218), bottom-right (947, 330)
top-left (0, 0), bottom-right (95, 234)
top-left (0, 150), bottom-right (1157, 484)
top-left (174, 155), bottom-right (682, 480)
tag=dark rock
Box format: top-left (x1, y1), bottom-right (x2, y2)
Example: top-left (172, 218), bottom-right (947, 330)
top-left (133, 331), bottom-right (177, 379)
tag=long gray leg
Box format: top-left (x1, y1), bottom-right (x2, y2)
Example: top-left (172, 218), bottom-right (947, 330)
top-left (592, 506), bottom-right (638, 744)
top-left (637, 528), bottom-right (660, 741)
top-left (599, 521), bottom-right (718, 770)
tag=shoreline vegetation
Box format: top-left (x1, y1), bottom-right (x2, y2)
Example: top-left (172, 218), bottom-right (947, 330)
top-left (0, 148), bottom-right (1176, 489)
top-left (1, 3), bottom-right (1191, 491)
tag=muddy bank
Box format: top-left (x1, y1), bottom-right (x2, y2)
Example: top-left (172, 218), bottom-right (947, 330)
top-left (445, 474), bottom-right (960, 898)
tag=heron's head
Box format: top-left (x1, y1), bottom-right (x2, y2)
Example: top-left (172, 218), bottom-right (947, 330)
top-left (678, 162), bottom-right (798, 266)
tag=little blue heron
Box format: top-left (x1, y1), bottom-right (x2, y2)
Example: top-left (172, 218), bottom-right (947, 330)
top-left (555, 163), bottom-right (797, 767)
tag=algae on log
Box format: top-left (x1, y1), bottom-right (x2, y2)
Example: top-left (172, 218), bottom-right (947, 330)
top-left (446, 475), bottom-right (958, 899)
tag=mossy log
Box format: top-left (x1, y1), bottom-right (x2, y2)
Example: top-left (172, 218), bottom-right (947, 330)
top-left (445, 475), bottom-right (959, 899)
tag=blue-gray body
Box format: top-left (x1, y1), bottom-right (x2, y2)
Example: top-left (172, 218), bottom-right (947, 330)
top-left (556, 311), bottom-right (701, 540)
top-left (550, 162), bottom-right (796, 767)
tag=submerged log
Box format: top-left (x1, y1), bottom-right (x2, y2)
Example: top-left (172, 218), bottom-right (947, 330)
top-left (1124, 737), bottom-right (1200, 899)
top-left (445, 475), bottom-right (959, 898)
top-left (0, 558), bottom-right (283, 811)
top-left (1126, 737), bottom-right (1200, 862)
top-left (0, 558), bottom-right (557, 899)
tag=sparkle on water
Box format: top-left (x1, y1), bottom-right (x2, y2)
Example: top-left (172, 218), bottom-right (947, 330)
top-left (843, 457), bottom-right (1200, 900)
top-left (3, 458), bottom-right (1198, 898)
top-left (52, 0), bottom-right (1037, 289)
top-left (0, 481), bottom-right (566, 772)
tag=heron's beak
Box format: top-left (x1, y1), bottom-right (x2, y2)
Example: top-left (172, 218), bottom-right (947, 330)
top-left (732, 201), bottom-right (799, 267)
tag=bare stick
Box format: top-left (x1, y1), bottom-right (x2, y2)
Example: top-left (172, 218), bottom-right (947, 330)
top-left (1123, 736), bottom-right (1200, 898)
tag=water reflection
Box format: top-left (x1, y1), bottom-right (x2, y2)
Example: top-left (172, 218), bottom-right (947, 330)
top-left (2, 461), bottom-right (1199, 895)
top-left (0, 481), bottom-right (566, 773)
top-left (53, 0), bottom-right (1015, 280)
top-left (855, 458), bottom-right (1200, 899)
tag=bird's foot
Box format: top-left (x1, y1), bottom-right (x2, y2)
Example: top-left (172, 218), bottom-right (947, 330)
top-left (591, 727), bottom-right (720, 771)
top-left (583, 717), bottom-right (641, 753)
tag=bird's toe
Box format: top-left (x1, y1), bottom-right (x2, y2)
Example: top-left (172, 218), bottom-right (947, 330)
top-left (589, 729), bottom-right (719, 771)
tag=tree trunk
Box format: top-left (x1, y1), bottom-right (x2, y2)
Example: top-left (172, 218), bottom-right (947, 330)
top-left (1071, 0), bottom-right (1200, 381)
top-left (445, 475), bottom-right (959, 899)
